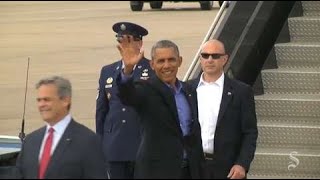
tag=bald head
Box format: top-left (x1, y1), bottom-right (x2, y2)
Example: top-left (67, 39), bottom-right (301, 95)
top-left (201, 39), bottom-right (226, 54)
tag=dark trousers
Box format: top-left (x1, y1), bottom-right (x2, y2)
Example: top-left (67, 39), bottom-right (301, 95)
top-left (107, 161), bottom-right (135, 179)
top-left (180, 159), bottom-right (191, 179)
top-left (203, 159), bottom-right (219, 179)
top-left (203, 159), bottom-right (247, 179)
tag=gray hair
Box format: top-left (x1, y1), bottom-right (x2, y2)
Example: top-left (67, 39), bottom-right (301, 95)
top-left (151, 40), bottom-right (180, 59)
top-left (36, 76), bottom-right (72, 98)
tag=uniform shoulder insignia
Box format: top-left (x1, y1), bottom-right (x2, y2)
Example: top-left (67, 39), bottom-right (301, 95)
top-left (106, 77), bottom-right (113, 84)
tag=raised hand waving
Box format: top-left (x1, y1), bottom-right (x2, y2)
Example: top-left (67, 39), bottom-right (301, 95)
top-left (117, 35), bottom-right (144, 75)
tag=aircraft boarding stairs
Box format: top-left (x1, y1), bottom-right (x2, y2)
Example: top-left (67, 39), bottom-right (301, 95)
top-left (248, 1), bottom-right (320, 178)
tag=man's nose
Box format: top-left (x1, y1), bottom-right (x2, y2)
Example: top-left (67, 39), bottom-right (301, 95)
top-left (37, 100), bottom-right (45, 107)
top-left (163, 60), bottom-right (171, 68)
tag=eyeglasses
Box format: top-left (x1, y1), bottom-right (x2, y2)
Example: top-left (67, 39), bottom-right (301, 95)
top-left (200, 53), bottom-right (226, 60)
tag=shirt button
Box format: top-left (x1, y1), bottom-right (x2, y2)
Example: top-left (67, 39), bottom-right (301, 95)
top-left (122, 108), bottom-right (126, 112)
top-left (122, 120), bottom-right (126, 123)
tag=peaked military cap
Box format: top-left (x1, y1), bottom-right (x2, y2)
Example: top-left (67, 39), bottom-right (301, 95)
top-left (112, 22), bottom-right (148, 40)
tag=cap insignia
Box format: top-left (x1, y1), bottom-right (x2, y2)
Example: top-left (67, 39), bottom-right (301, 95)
top-left (120, 24), bottom-right (126, 31)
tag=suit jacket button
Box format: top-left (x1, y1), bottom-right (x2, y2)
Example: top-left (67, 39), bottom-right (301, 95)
top-left (122, 108), bottom-right (126, 112)
top-left (122, 120), bottom-right (126, 123)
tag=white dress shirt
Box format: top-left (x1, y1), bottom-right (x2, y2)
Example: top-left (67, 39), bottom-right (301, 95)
top-left (197, 73), bottom-right (224, 154)
top-left (39, 114), bottom-right (72, 161)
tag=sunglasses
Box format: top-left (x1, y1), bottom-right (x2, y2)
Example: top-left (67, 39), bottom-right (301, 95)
top-left (200, 53), bottom-right (226, 60)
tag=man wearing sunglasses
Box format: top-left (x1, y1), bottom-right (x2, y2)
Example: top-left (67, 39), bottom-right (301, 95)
top-left (96, 22), bottom-right (154, 179)
top-left (188, 39), bottom-right (258, 179)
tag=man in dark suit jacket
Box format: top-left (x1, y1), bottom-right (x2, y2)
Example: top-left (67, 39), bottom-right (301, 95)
top-left (15, 76), bottom-right (106, 179)
top-left (116, 39), bottom-right (204, 179)
top-left (188, 39), bottom-right (258, 179)
top-left (96, 22), bottom-right (154, 179)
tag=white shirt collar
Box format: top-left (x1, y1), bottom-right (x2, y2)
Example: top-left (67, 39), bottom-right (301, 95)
top-left (121, 61), bottom-right (136, 70)
top-left (198, 73), bottom-right (225, 88)
top-left (46, 114), bottom-right (72, 135)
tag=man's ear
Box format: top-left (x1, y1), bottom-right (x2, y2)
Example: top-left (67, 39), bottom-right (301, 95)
top-left (150, 60), bottom-right (155, 70)
top-left (139, 40), bottom-right (143, 48)
top-left (223, 54), bottom-right (229, 66)
top-left (62, 96), bottom-right (71, 109)
top-left (225, 54), bottom-right (229, 60)
top-left (178, 56), bottom-right (183, 67)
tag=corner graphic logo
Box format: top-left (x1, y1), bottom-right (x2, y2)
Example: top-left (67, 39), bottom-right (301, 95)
top-left (288, 151), bottom-right (299, 171)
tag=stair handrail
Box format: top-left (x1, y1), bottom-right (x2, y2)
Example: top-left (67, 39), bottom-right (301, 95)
top-left (183, 1), bottom-right (229, 81)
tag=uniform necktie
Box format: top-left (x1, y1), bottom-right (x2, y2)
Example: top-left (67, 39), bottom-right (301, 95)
top-left (39, 127), bottom-right (54, 179)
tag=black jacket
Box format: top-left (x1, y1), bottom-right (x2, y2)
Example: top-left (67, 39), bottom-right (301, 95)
top-left (188, 75), bottom-right (258, 178)
top-left (118, 75), bottom-right (204, 179)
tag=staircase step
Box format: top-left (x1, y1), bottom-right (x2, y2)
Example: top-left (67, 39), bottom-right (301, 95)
top-left (257, 124), bottom-right (320, 149)
top-left (257, 116), bottom-right (320, 127)
top-left (254, 94), bottom-right (320, 117)
top-left (261, 68), bottom-right (320, 94)
top-left (248, 148), bottom-right (320, 179)
top-left (275, 43), bottom-right (320, 68)
top-left (302, 1), bottom-right (320, 16)
top-left (288, 17), bottom-right (320, 42)
top-left (252, 2), bottom-right (320, 178)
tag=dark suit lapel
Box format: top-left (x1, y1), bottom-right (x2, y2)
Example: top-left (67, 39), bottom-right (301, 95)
top-left (190, 76), bottom-right (201, 92)
top-left (30, 127), bottom-right (46, 177)
top-left (182, 82), bottom-right (198, 122)
top-left (217, 75), bottom-right (233, 127)
top-left (45, 120), bottom-right (75, 177)
top-left (190, 78), bottom-right (201, 119)
top-left (151, 77), bottom-right (182, 136)
top-left (182, 82), bottom-right (198, 135)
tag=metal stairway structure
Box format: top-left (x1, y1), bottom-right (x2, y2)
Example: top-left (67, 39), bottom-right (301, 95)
top-left (248, 1), bottom-right (320, 178)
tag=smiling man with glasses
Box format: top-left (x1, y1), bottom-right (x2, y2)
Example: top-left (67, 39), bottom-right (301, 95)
top-left (188, 39), bottom-right (258, 179)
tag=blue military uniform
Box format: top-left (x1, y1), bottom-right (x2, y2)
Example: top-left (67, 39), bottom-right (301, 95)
top-left (96, 22), bottom-right (154, 179)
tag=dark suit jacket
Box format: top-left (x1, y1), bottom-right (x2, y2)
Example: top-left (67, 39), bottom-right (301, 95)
top-left (96, 58), bottom-right (154, 161)
top-left (189, 75), bottom-right (258, 178)
top-left (15, 119), bottom-right (106, 179)
top-left (117, 75), bottom-right (204, 179)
